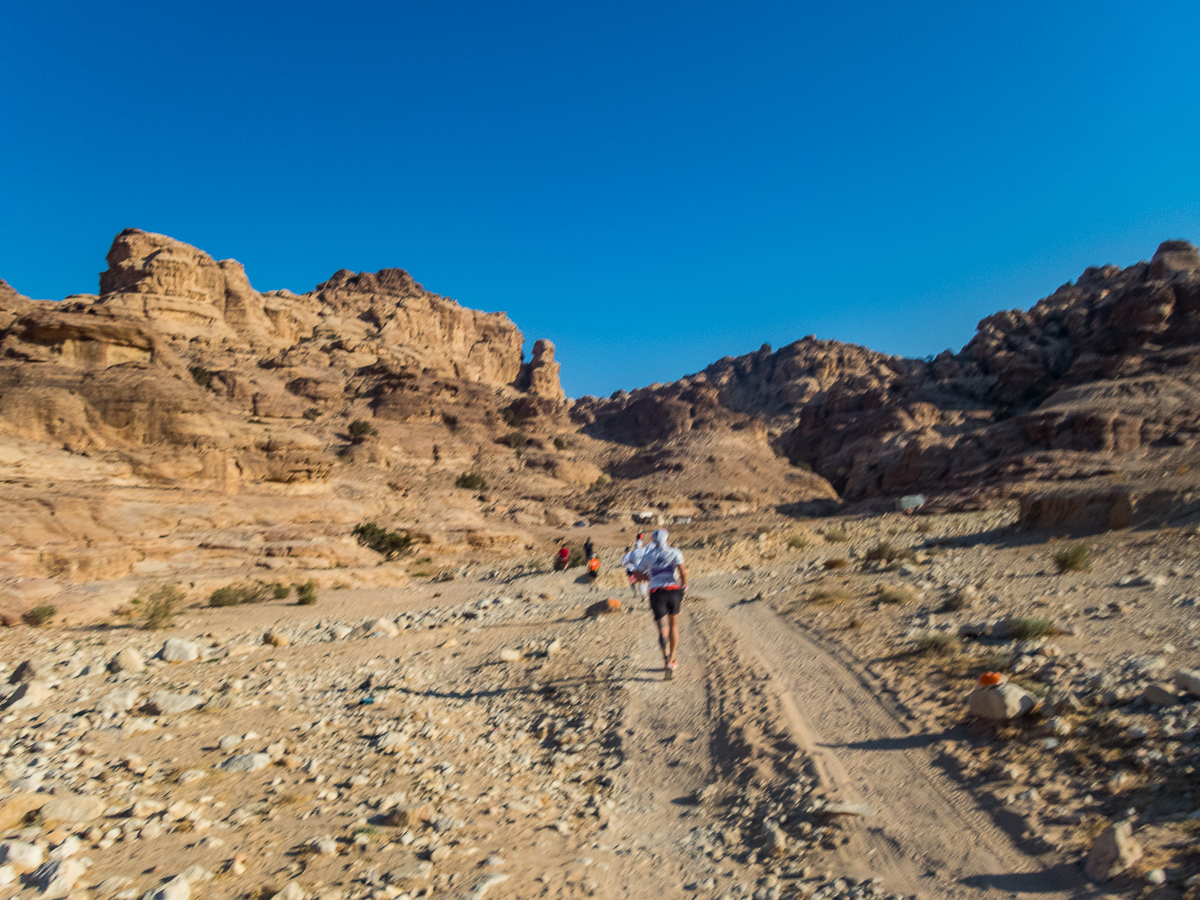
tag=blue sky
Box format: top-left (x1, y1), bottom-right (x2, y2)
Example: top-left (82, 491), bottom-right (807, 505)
top-left (3, 1), bottom-right (1199, 398)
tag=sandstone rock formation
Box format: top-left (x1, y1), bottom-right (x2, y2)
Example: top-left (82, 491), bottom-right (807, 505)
top-left (576, 240), bottom-right (1200, 517)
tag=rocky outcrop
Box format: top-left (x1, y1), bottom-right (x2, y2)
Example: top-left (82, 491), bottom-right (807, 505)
top-left (98, 229), bottom-right (293, 350)
top-left (0, 229), bottom-right (572, 496)
top-left (516, 339), bottom-right (566, 401)
top-left (309, 267), bottom-right (525, 386)
top-left (576, 240), bottom-right (1200, 508)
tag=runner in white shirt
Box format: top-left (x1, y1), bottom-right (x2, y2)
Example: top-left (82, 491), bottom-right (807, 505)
top-left (635, 529), bottom-right (688, 679)
top-left (621, 534), bottom-right (648, 600)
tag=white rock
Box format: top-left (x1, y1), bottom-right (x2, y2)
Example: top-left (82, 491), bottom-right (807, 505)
top-left (461, 873), bottom-right (510, 900)
top-left (33, 858), bottom-right (89, 898)
top-left (40, 796), bottom-right (104, 825)
top-left (4, 680), bottom-right (50, 711)
top-left (368, 618), bottom-right (399, 637)
top-left (218, 735), bottom-right (242, 750)
top-left (310, 836), bottom-right (338, 856)
top-left (109, 648), bottom-right (145, 674)
top-left (160, 639), bottom-right (199, 663)
top-left (49, 837), bottom-right (81, 860)
top-left (967, 683), bottom-right (1037, 720)
top-left (376, 733), bottom-right (407, 752)
top-left (145, 691), bottom-right (206, 715)
top-left (97, 688), bottom-right (140, 716)
top-left (498, 649), bottom-right (522, 662)
top-left (271, 882), bottom-right (308, 900)
top-left (148, 875), bottom-right (191, 900)
top-left (0, 865), bottom-right (15, 887)
top-left (1, 841), bottom-right (43, 873)
top-left (218, 753), bottom-right (272, 773)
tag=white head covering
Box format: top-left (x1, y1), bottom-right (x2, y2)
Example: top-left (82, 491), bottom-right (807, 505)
top-left (651, 529), bottom-right (668, 547)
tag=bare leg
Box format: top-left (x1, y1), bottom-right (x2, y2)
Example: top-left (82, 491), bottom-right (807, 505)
top-left (656, 617), bottom-right (670, 667)
top-left (666, 613), bottom-right (680, 667)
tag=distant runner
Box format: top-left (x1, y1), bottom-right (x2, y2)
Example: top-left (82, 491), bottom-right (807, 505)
top-left (584, 536), bottom-right (595, 560)
top-left (622, 533), bottom-right (648, 600)
top-left (635, 529), bottom-right (688, 679)
top-left (587, 554), bottom-right (600, 582)
top-left (555, 544), bottom-right (570, 571)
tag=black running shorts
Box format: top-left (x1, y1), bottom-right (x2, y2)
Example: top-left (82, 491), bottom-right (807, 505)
top-left (649, 587), bottom-right (683, 620)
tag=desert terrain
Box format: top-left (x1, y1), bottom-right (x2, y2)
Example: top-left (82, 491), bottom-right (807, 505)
top-left (0, 232), bottom-right (1198, 899)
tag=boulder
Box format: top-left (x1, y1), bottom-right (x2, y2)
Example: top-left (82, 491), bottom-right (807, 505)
top-left (4, 681), bottom-right (49, 711)
top-left (218, 753), bottom-right (272, 773)
top-left (108, 648), bottom-right (144, 674)
top-left (39, 796), bottom-right (103, 825)
top-left (1173, 668), bottom-right (1200, 698)
top-left (161, 638), bottom-right (200, 663)
top-left (967, 683), bottom-right (1037, 720)
top-left (0, 840), bottom-right (43, 873)
top-left (1085, 820), bottom-right (1142, 882)
top-left (8, 659), bottom-right (47, 684)
top-left (31, 858), bottom-right (88, 898)
top-left (144, 691), bottom-right (206, 715)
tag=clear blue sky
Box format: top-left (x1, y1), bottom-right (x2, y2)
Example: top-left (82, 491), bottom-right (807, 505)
top-left (3, 1), bottom-right (1199, 398)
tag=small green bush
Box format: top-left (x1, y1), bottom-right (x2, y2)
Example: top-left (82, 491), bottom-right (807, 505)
top-left (208, 582), bottom-right (278, 608)
top-left (1009, 617), bottom-right (1055, 640)
top-left (188, 366), bottom-right (212, 388)
top-left (295, 580), bottom-right (318, 606)
top-left (1053, 544), bottom-right (1091, 573)
top-left (916, 632), bottom-right (960, 655)
top-left (135, 583), bottom-right (185, 629)
top-left (302, 408), bottom-right (321, 420)
top-left (21, 604), bottom-right (57, 627)
top-left (352, 522), bottom-right (414, 559)
top-left (553, 436), bottom-right (567, 450)
top-left (348, 419), bottom-right (378, 442)
top-left (501, 431), bottom-right (527, 452)
top-left (877, 584), bottom-right (917, 605)
top-left (786, 534), bottom-right (809, 550)
top-left (567, 546), bottom-right (586, 568)
top-left (456, 472), bottom-right (487, 490)
top-left (810, 584), bottom-right (852, 605)
top-left (823, 526), bottom-right (848, 543)
top-left (501, 407), bottom-right (521, 427)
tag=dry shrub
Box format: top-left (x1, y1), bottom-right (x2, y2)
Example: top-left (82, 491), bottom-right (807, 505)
top-left (823, 526), bottom-right (848, 543)
top-left (877, 584), bottom-right (917, 605)
top-left (916, 632), bottom-right (960, 655)
top-left (811, 583), bottom-right (853, 605)
top-left (864, 541), bottom-right (916, 564)
top-left (1053, 544), bottom-right (1091, 573)
top-left (823, 558), bottom-right (849, 570)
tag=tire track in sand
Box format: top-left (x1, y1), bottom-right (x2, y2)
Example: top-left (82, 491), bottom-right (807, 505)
top-left (701, 582), bottom-right (1089, 899)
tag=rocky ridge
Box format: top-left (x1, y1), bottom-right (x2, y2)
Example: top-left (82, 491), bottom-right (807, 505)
top-left (575, 240), bottom-right (1200, 517)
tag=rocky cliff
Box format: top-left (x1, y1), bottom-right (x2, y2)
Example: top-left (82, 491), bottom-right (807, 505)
top-left (576, 240), bottom-right (1200, 506)
top-left (0, 229), bottom-right (568, 485)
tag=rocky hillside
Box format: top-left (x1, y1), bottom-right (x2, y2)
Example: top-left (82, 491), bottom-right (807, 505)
top-left (0, 230), bottom-right (595, 605)
top-left (576, 240), bottom-right (1200, 510)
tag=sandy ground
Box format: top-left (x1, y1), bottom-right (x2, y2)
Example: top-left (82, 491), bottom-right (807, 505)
top-left (0, 509), bottom-right (1196, 900)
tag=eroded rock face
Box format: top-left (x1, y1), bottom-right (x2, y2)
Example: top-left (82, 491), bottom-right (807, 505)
top-left (99, 229), bottom-right (287, 350)
top-left (517, 339), bottom-right (566, 402)
top-left (578, 240), bottom-right (1200, 507)
top-left (310, 267), bottom-right (525, 386)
